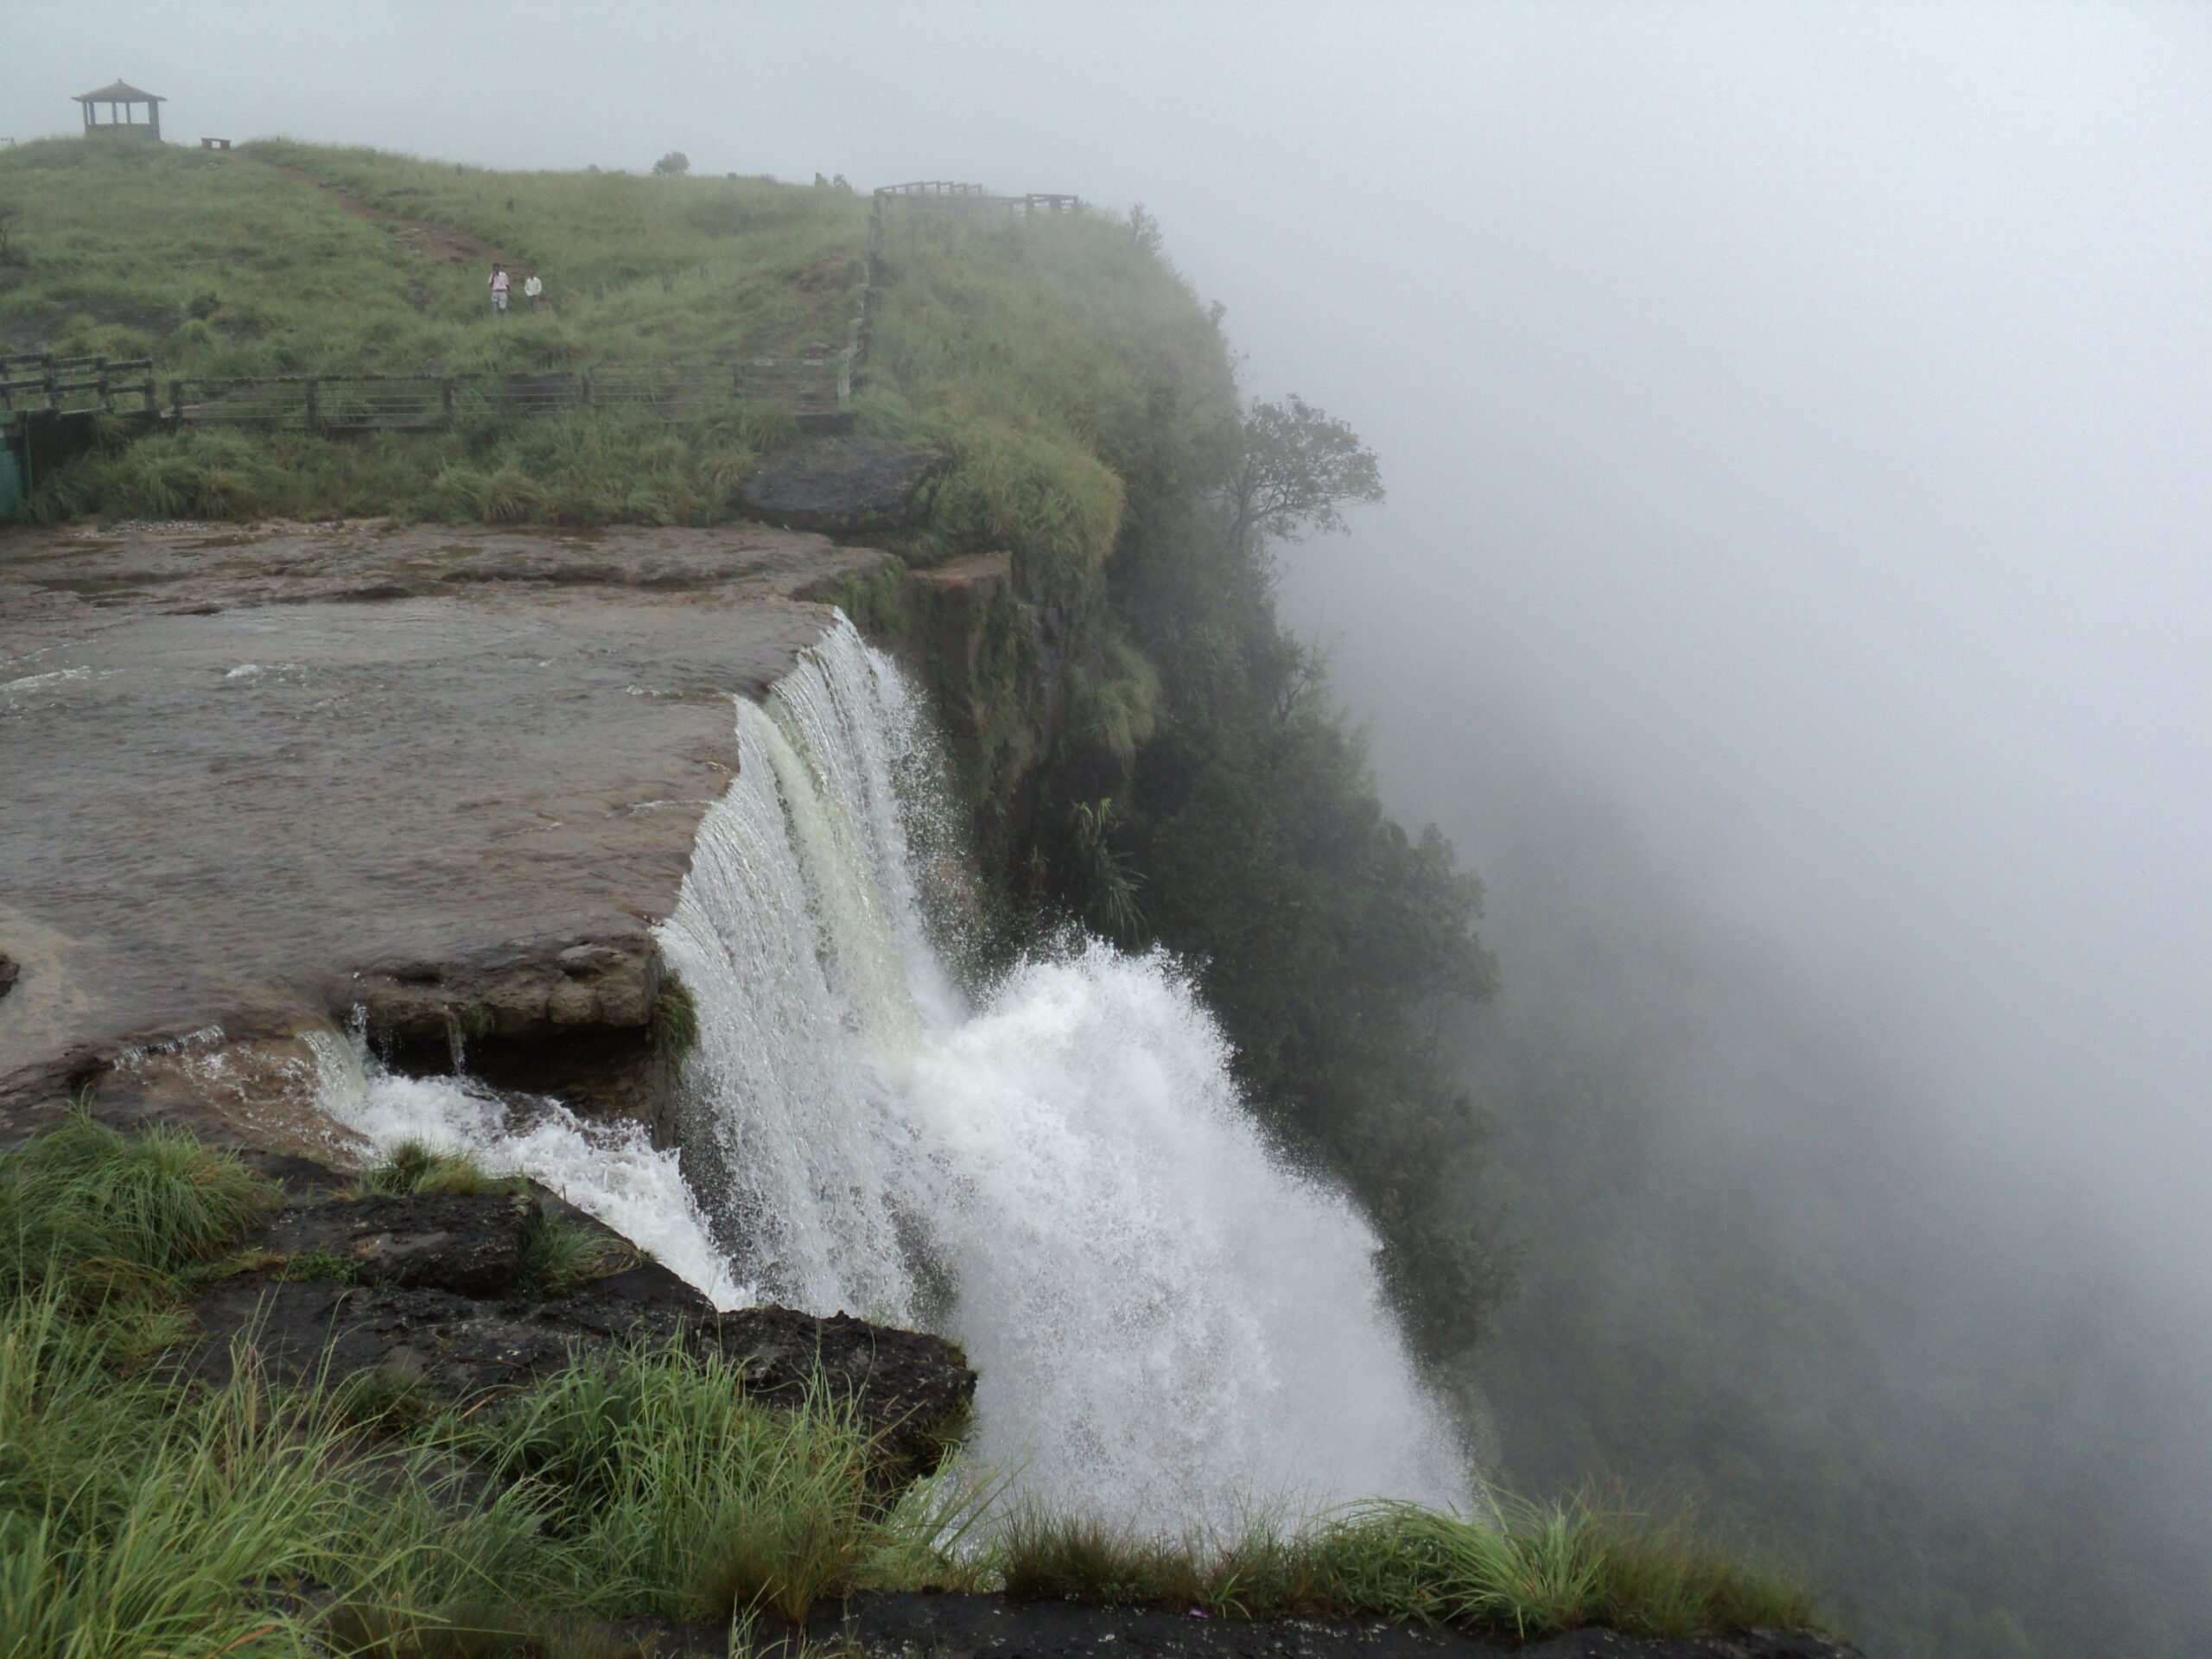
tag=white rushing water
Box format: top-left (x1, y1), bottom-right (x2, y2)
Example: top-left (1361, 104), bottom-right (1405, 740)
top-left (320, 613), bottom-right (1466, 1524)
top-left (308, 1032), bottom-right (745, 1308)
top-left (658, 616), bottom-right (1467, 1523)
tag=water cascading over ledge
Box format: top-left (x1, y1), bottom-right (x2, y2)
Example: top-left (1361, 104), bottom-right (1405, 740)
top-left (323, 613), bottom-right (1467, 1526)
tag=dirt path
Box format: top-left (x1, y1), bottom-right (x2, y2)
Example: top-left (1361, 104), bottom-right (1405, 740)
top-left (248, 158), bottom-right (513, 302)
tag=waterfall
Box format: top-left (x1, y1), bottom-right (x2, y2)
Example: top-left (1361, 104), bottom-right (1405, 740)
top-left (658, 615), bottom-right (1468, 1523)
top-left (319, 613), bottom-right (1466, 1525)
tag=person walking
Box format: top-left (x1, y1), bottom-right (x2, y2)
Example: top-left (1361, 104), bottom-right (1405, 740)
top-left (523, 271), bottom-right (543, 313)
top-left (488, 264), bottom-right (510, 315)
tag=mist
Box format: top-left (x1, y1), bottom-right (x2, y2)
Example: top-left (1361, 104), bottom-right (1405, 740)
top-left (9, 3), bottom-right (2209, 1649)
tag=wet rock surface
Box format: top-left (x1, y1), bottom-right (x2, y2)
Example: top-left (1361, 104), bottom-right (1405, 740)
top-left (599, 1597), bottom-right (1859, 1659)
top-left (818, 1597), bottom-right (1860, 1659)
top-left (185, 1159), bottom-right (976, 1474)
top-left (257, 1189), bottom-right (537, 1295)
top-left (0, 520), bottom-right (893, 1127)
top-left (736, 436), bottom-right (948, 534)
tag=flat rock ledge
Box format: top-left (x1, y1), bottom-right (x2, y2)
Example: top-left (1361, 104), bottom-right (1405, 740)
top-left (0, 518), bottom-right (895, 1135)
top-left (185, 1159), bottom-right (974, 1479)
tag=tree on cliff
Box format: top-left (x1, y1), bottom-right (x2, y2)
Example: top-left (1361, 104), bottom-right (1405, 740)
top-left (1224, 394), bottom-right (1384, 550)
top-left (1094, 378), bottom-right (1509, 1357)
top-left (652, 150), bottom-right (690, 176)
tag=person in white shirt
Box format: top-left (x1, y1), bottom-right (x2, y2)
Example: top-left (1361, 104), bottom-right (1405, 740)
top-left (524, 272), bottom-right (543, 312)
top-left (488, 264), bottom-right (510, 314)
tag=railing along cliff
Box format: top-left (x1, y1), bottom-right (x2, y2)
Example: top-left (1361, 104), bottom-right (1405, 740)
top-left (168, 358), bottom-right (851, 434)
top-left (856, 181), bottom-right (1083, 380)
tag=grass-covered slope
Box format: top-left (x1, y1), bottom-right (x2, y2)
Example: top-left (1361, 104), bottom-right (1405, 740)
top-left (0, 137), bottom-right (867, 524)
top-left (0, 137), bottom-right (865, 373)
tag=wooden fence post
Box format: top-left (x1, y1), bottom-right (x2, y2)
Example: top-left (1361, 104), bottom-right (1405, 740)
top-left (303, 378), bottom-right (319, 432)
top-left (442, 378), bottom-right (455, 429)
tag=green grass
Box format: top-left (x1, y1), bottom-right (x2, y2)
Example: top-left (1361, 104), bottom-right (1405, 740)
top-left (0, 1111), bottom-right (280, 1311)
top-left (992, 1498), bottom-right (1821, 1639)
top-left (0, 1292), bottom-right (544, 1659)
top-left (353, 1140), bottom-right (505, 1198)
top-left (0, 137), bottom-right (864, 377)
top-left (441, 1344), bottom-right (984, 1624)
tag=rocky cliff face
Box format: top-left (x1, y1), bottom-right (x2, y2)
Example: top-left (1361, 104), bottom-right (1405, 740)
top-left (0, 518), bottom-right (899, 1142)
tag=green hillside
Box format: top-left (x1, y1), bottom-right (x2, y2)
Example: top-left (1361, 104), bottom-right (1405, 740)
top-left (0, 137), bottom-right (866, 373)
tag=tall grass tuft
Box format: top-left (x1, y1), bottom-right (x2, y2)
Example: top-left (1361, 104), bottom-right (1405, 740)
top-left (354, 1139), bottom-right (503, 1198)
top-left (0, 1293), bottom-right (544, 1659)
top-left (0, 1114), bottom-right (279, 1307)
top-left (444, 1341), bottom-right (963, 1622)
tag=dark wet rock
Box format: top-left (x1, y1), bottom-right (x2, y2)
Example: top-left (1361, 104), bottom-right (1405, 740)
top-left (737, 437), bottom-right (949, 535)
top-left (259, 1190), bottom-right (535, 1295)
top-left (701, 1305), bottom-right (976, 1473)
top-left (185, 1168), bottom-right (976, 1477)
top-left (234, 1149), bottom-right (354, 1205)
top-left (818, 1595), bottom-right (1861, 1659)
top-left (187, 1270), bottom-right (976, 1477)
top-left (0, 955), bottom-right (16, 1001)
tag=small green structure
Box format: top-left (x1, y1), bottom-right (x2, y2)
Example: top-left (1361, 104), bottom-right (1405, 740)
top-left (0, 433), bottom-right (23, 522)
top-left (75, 79), bottom-right (164, 142)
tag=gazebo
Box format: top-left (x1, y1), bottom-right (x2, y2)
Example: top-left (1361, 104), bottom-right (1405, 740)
top-left (74, 80), bottom-right (163, 141)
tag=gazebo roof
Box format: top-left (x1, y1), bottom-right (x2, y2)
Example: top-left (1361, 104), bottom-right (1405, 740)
top-left (74, 80), bottom-right (163, 105)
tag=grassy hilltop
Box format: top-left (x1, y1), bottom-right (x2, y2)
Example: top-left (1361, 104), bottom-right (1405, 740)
top-left (0, 135), bottom-right (1214, 560)
top-left (0, 137), bottom-right (867, 373)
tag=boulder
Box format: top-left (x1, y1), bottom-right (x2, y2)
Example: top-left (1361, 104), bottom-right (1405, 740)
top-left (258, 1190), bottom-right (535, 1296)
top-left (184, 1161), bottom-right (976, 1478)
top-left (736, 438), bottom-right (948, 535)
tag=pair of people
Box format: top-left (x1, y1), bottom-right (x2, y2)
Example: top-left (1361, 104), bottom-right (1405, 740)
top-left (487, 265), bottom-right (544, 314)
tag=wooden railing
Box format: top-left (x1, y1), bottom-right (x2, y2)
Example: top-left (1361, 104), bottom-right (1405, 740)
top-left (0, 354), bottom-right (158, 420)
top-left (168, 357), bottom-right (851, 433)
top-left (874, 182), bottom-right (1081, 223)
